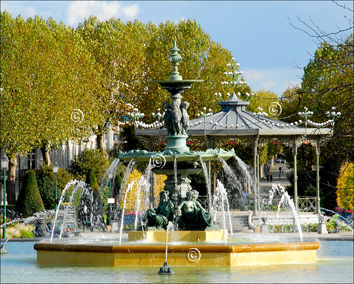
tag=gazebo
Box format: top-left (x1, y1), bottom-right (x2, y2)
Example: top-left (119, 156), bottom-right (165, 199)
top-left (136, 93), bottom-right (332, 215)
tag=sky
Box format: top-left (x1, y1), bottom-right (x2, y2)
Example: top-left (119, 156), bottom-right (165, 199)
top-left (2, 1), bottom-right (353, 97)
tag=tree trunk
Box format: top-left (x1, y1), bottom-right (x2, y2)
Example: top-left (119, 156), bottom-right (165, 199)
top-left (40, 143), bottom-right (51, 166)
top-left (96, 125), bottom-right (105, 151)
top-left (7, 155), bottom-right (17, 205)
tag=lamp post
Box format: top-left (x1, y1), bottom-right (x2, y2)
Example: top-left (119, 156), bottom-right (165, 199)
top-left (127, 108), bottom-right (144, 129)
top-left (53, 162), bottom-right (59, 211)
top-left (298, 107), bottom-right (313, 143)
top-left (108, 172), bottom-right (113, 214)
top-left (197, 107), bottom-right (213, 139)
top-left (1, 154), bottom-right (9, 239)
top-left (215, 59), bottom-right (254, 102)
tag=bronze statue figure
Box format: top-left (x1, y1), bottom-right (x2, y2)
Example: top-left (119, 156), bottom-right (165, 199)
top-left (145, 191), bottom-right (174, 230)
top-left (180, 101), bottom-right (190, 135)
top-left (178, 190), bottom-right (213, 230)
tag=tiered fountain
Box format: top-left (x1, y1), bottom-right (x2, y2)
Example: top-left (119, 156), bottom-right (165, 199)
top-left (34, 42), bottom-right (319, 267)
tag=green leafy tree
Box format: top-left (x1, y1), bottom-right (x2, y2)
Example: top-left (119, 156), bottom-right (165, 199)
top-left (76, 17), bottom-right (149, 150)
top-left (15, 170), bottom-right (45, 217)
top-left (248, 90), bottom-right (279, 119)
top-left (0, 12), bottom-right (105, 202)
top-left (285, 2), bottom-right (353, 162)
top-left (336, 162), bottom-right (354, 210)
top-left (69, 149), bottom-right (110, 184)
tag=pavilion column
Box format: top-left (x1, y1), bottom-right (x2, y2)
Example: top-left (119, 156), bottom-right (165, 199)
top-left (257, 147), bottom-right (261, 211)
top-left (315, 137), bottom-right (321, 215)
top-left (253, 136), bottom-right (259, 216)
top-left (150, 173), bottom-right (155, 209)
top-left (208, 161), bottom-right (212, 212)
top-left (292, 138), bottom-right (298, 210)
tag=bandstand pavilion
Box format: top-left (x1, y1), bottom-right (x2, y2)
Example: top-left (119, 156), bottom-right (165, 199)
top-left (136, 93), bottom-right (332, 216)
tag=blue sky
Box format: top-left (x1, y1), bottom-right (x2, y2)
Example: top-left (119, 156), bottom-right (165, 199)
top-left (2, 1), bottom-right (353, 97)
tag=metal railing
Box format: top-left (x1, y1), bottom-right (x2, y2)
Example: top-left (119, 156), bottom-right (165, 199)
top-left (297, 196), bottom-right (317, 212)
top-left (197, 196), bottom-right (208, 210)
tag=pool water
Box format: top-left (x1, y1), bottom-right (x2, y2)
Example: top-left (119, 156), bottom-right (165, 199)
top-left (1, 240), bottom-right (353, 283)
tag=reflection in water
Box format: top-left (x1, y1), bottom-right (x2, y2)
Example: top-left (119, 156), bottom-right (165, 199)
top-left (1, 241), bottom-right (353, 283)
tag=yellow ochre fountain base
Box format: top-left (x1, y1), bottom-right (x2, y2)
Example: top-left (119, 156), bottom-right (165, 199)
top-left (128, 229), bottom-right (227, 242)
top-left (34, 241), bottom-right (319, 267)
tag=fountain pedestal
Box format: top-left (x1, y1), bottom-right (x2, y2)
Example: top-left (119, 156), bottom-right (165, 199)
top-left (34, 241), bottom-right (319, 267)
top-left (128, 229), bottom-right (227, 242)
top-left (164, 135), bottom-right (189, 152)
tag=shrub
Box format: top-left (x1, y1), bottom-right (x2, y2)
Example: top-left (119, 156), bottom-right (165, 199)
top-left (69, 149), bottom-right (110, 184)
top-left (86, 168), bottom-right (100, 191)
top-left (37, 176), bottom-right (55, 209)
top-left (15, 170), bottom-right (45, 217)
top-left (35, 165), bottom-right (74, 206)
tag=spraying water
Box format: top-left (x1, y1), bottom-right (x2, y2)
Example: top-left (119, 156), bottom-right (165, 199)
top-left (119, 180), bottom-right (135, 245)
top-left (199, 156), bottom-right (213, 214)
top-left (213, 180), bottom-right (232, 243)
top-left (165, 221), bottom-right (175, 262)
top-left (115, 159), bottom-right (135, 218)
top-left (274, 184), bottom-right (303, 242)
top-left (59, 181), bottom-right (87, 238)
top-left (134, 175), bottom-right (150, 230)
top-left (51, 180), bottom-right (81, 242)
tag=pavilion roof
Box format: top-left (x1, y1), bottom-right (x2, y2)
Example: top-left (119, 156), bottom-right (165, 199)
top-left (135, 93), bottom-right (332, 139)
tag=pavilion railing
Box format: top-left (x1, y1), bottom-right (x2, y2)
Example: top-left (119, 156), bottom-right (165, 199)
top-left (197, 196), bottom-right (209, 210)
top-left (297, 196), bottom-right (317, 212)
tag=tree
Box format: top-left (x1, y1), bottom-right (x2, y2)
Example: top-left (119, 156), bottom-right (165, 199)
top-left (15, 170), bottom-right (45, 217)
top-left (76, 17), bottom-right (149, 150)
top-left (336, 162), bottom-right (354, 210)
top-left (0, 13), bottom-right (105, 202)
top-left (248, 90), bottom-right (280, 119)
top-left (285, 2), bottom-right (354, 162)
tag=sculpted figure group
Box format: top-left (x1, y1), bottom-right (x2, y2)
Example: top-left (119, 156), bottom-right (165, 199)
top-left (144, 189), bottom-right (213, 231)
top-left (163, 100), bottom-right (190, 136)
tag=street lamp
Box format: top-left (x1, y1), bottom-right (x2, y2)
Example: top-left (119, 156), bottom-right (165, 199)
top-left (108, 172), bottom-right (113, 214)
top-left (215, 59), bottom-right (254, 102)
top-left (196, 107), bottom-right (213, 139)
top-left (1, 154), bottom-right (9, 239)
top-left (53, 162), bottom-right (59, 211)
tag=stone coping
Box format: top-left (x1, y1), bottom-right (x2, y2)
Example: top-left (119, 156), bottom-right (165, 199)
top-left (34, 242), bottom-right (319, 254)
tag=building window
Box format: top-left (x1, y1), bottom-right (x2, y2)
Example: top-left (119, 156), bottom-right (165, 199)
top-left (28, 149), bottom-right (36, 170)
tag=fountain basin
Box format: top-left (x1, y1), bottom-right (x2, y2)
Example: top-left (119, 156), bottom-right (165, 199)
top-left (117, 148), bottom-right (235, 163)
top-left (128, 230), bottom-right (227, 242)
top-left (34, 241), bottom-right (319, 266)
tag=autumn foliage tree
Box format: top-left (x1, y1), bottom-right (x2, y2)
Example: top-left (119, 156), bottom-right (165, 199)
top-left (336, 162), bottom-right (354, 210)
top-left (0, 12), bottom-right (105, 203)
top-left (120, 169), bottom-right (166, 212)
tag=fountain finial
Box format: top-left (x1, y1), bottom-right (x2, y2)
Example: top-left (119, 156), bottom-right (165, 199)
top-left (168, 41), bottom-right (183, 81)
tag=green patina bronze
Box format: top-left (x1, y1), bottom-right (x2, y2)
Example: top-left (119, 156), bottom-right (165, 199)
top-left (118, 42), bottom-right (234, 231)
